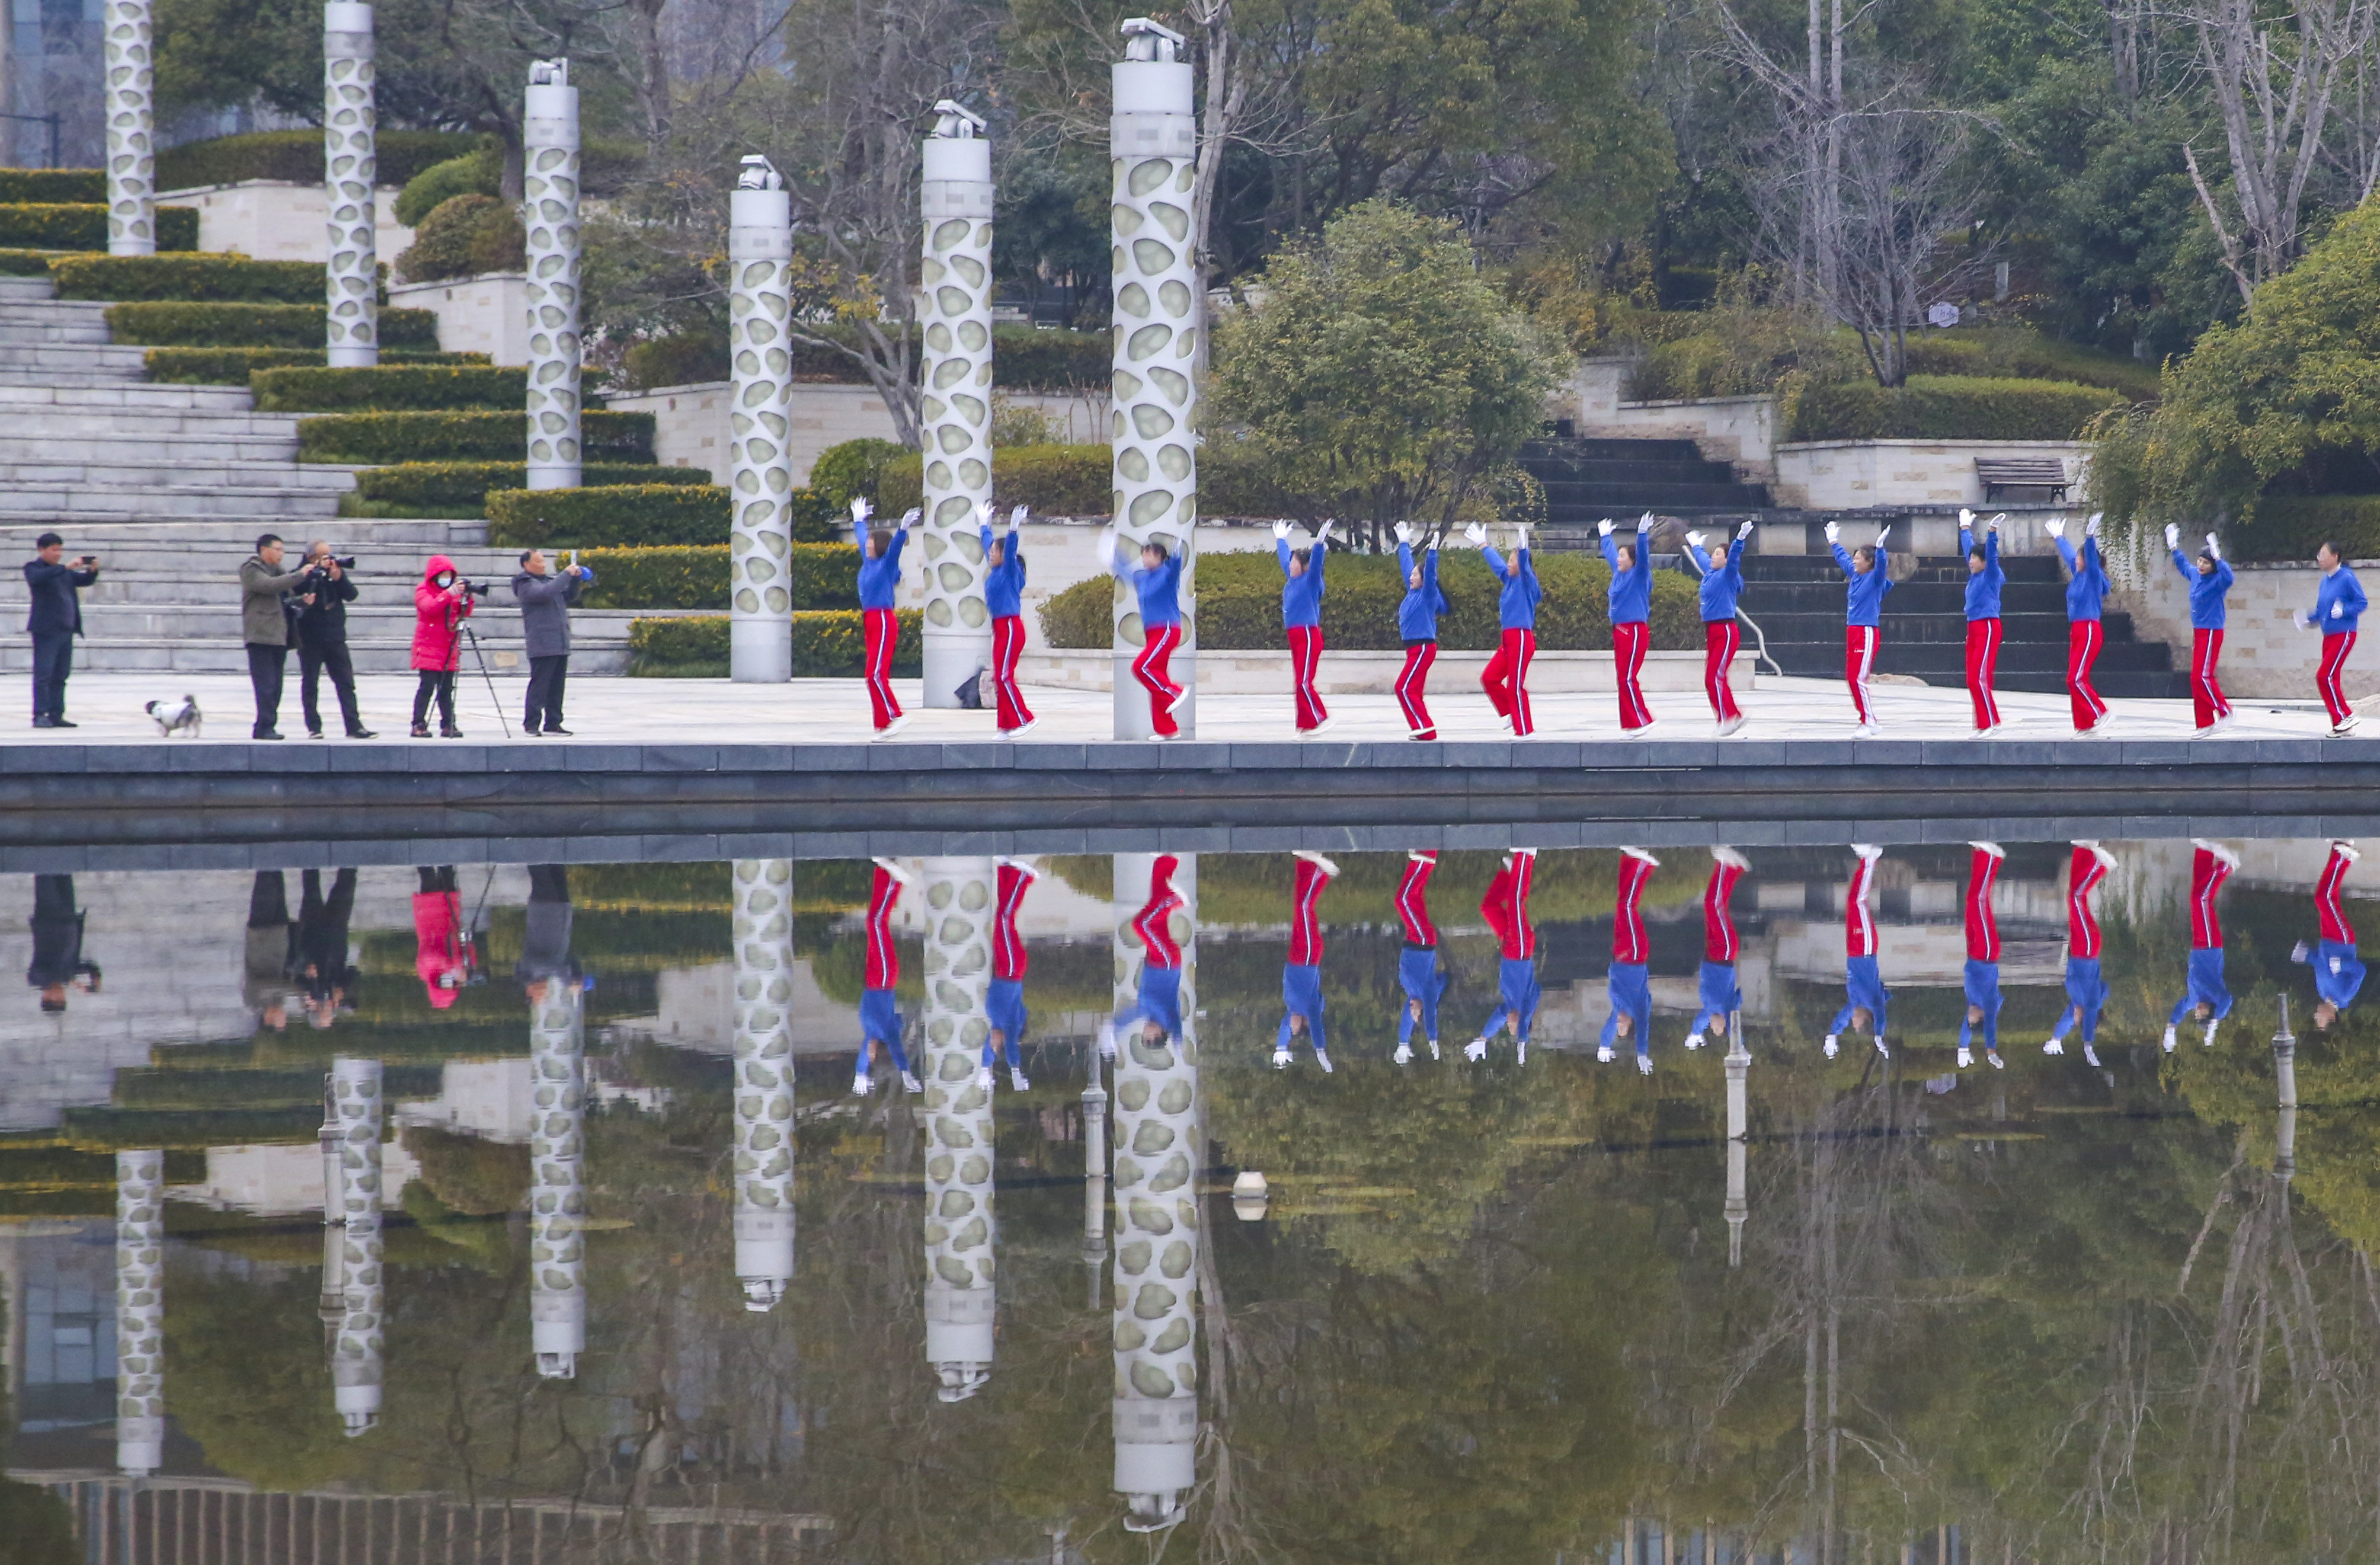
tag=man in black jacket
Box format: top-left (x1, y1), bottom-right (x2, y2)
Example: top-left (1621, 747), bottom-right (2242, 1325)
top-left (293, 541), bottom-right (374, 738)
top-left (23, 532), bottom-right (98, 729)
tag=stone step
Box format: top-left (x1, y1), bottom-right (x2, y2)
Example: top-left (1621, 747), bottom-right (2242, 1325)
top-left (0, 407), bottom-right (298, 439)
top-left (4, 342), bottom-right (151, 369)
top-left (0, 275), bottom-right (58, 302)
top-left (0, 433), bottom-right (301, 462)
top-left (0, 296), bottom-right (108, 318)
top-left (0, 487), bottom-right (350, 520)
top-left (0, 638), bottom-right (635, 676)
top-left (0, 381), bottom-right (258, 412)
top-left (0, 459), bottom-right (351, 490)
top-left (0, 321), bottom-right (114, 346)
top-left (0, 367), bottom-right (170, 389)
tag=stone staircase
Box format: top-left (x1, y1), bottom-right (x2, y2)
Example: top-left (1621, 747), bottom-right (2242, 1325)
top-left (1519, 436), bottom-right (1772, 525)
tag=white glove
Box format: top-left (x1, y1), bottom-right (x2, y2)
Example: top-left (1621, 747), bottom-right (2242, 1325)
top-left (1988, 512), bottom-right (2007, 532)
top-left (976, 499), bottom-right (996, 528)
top-left (2087, 512), bottom-right (2103, 538)
top-left (852, 497), bottom-right (873, 525)
top-left (1394, 522), bottom-right (1413, 545)
top-left (2334, 600), bottom-right (2346, 619)
top-left (1824, 521), bottom-right (1841, 544)
top-left (2203, 1020), bottom-right (2219, 1046)
top-left (1685, 531), bottom-right (1706, 550)
top-left (2043, 1039), bottom-right (2064, 1056)
top-left (1012, 505), bottom-right (1030, 528)
top-left (1736, 520), bottom-right (1756, 541)
top-left (1637, 512), bottom-right (1655, 534)
top-left (1464, 523), bottom-right (1489, 547)
top-left (1393, 1043), bottom-right (1412, 1065)
top-left (2044, 517), bottom-right (2065, 538)
top-left (1317, 520), bottom-right (1335, 546)
top-left (2165, 524), bottom-right (2181, 550)
top-left (2293, 940), bottom-right (2312, 963)
top-left (2162, 1026), bottom-right (2177, 1053)
top-left (899, 507), bottom-right (922, 528)
top-left (1272, 520), bottom-right (1291, 541)
top-left (2205, 532), bottom-right (2219, 560)
top-left (1684, 1032), bottom-right (1704, 1050)
top-left (1513, 523), bottom-right (1530, 549)
top-left (1635, 1053), bottom-right (1652, 1075)
top-left (1597, 518), bottom-right (1614, 538)
top-left (1464, 1037), bottom-right (1486, 1062)
top-left (1959, 508), bottom-right (1975, 530)
top-left (1425, 532), bottom-right (1440, 553)
top-left (1957, 1046), bottom-right (1973, 1069)
top-left (1875, 526), bottom-right (1890, 547)
top-left (1822, 1035), bottom-right (1839, 1058)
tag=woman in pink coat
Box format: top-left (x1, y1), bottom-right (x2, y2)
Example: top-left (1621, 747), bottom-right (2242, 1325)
top-left (411, 554), bottom-right (474, 737)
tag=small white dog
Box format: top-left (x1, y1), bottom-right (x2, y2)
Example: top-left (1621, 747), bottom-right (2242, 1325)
top-left (143, 694), bottom-right (202, 737)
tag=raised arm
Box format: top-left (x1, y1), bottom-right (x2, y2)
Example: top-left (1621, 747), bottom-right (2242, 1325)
top-left (1396, 540), bottom-right (1415, 583)
top-left (2052, 533), bottom-right (2078, 574)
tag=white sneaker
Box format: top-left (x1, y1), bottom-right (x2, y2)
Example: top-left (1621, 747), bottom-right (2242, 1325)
top-left (2043, 1039), bottom-right (2063, 1056)
top-left (1957, 1046), bottom-right (1973, 1069)
top-left (1165, 685), bottom-right (1191, 714)
top-left (1716, 713), bottom-right (1746, 737)
top-left (2210, 711), bottom-right (2235, 733)
top-left (1853, 843), bottom-right (1883, 864)
top-left (1684, 1033), bottom-right (1705, 1050)
top-left (1272, 1047), bottom-right (1293, 1069)
top-left (1407, 849), bottom-right (1438, 864)
top-left (1823, 1035), bottom-right (1840, 1058)
top-left (1857, 722), bottom-right (1883, 739)
top-left (1514, 845), bottom-right (1538, 861)
top-left (1467, 1038), bottom-right (1489, 1062)
top-left (2330, 715), bottom-right (2360, 736)
top-left (1001, 717), bottom-right (1039, 739)
top-left (1595, 1045), bottom-right (1613, 1063)
top-left (1293, 849), bottom-right (1341, 876)
top-left (1711, 845), bottom-right (1751, 871)
top-left (1621, 846), bottom-right (1661, 867)
top-left (2191, 837), bottom-right (2241, 870)
top-left (871, 855), bottom-right (915, 887)
top-left (1968, 841), bottom-right (2006, 860)
top-left (1306, 716), bottom-right (1335, 737)
top-left (974, 1065), bottom-right (994, 1091)
top-left (1634, 1052), bottom-right (1652, 1075)
top-left (2194, 724), bottom-right (2218, 739)
top-left (2335, 839), bottom-right (2362, 863)
top-left (1096, 1021), bottom-right (1117, 1060)
top-left (1393, 1043), bottom-right (1413, 1065)
top-left (852, 1070), bottom-right (871, 1096)
top-left (1010, 1068), bottom-right (1030, 1091)
top-left (875, 715), bottom-right (910, 740)
top-left (900, 1070), bottom-right (924, 1094)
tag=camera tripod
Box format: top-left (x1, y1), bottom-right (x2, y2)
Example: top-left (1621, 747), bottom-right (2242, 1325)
top-left (458, 622), bottom-right (512, 739)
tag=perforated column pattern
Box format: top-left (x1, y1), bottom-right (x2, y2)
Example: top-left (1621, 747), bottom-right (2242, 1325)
top-left (523, 62), bottom-right (582, 490)
top-left (322, 3), bottom-right (378, 364)
top-left (101, 0), bottom-right (153, 256)
top-left (527, 977), bottom-right (586, 1376)
top-left (921, 857), bottom-right (997, 1398)
top-left (728, 186), bottom-right (795, 682)
top-left (328, 1058), bottom-right (385, 1435)
top-left (114, 1150), bottom-right (165, 1476)
top-left (732, 860), bottom-right (797, 1311)
top-left (919, 134), bottom-right (995, 705)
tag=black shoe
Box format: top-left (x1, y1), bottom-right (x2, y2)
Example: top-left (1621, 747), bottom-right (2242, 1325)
top-left (31, 716), bottom-right (55, 729)
top-left (307, 729), bottom-right (325, 739)
top-left (411, 722), bottom-right (431, 739)
top-left (542, 726), bottom-right (572, 736)
top-left (49, 718), bottom-right (76, 729)
top-left (439, 726), bottom-right (464, 739)
top-left (347, 727), bottom-right (376, 739)
top-left (522, 726), bottom-right (542, 737)
top-left (254, 729), bottom-right (284, 741)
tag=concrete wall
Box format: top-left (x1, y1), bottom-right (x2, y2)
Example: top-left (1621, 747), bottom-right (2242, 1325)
top-left (1773, 439), bottom-right (2090, 511)
top-left (2113, 553), bottom-right (2380, 701)
top-left (386, 272), bottom-right (529, 366)
top-left (161, 181), bottom-right (413, 267)
top-left (1567, 357), bottom-right (1778, 479)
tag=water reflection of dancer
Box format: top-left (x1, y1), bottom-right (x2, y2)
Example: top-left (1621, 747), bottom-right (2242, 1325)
top-left (854, 857), bottom-right (922, 1096)
top-left (1467, 848), bottom-right (1542, 1063)
top-left (1958, 841), bottom-right (2005, 1070)
top-left (2045, 841), bottom-right (2117, 1066)
top-left (980, 857), bottom-right (1037, 1091)
top-left (1825, 844), bottom-right (1888, 1059)
top-left (2294, 839), bottom-right (2365, 1030)
top-left (1105, 854), bottom-right (1186, 1051)
top-left (1274, 851), bottom-right (1336, 1072)
top-left (1596, 847), bottom-right (1659, 1073)
top-left (1685, 847), bottom-right (1748, 1049)
top-left (2166, 839), bottom-right (2239, 1051)
top-left (1394, 851), bottom-right (1447, 1065)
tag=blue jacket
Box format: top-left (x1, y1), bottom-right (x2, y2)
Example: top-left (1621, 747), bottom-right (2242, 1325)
top-left (2051, 956), bottom-right (2108, 1046)
top-left (857, 529), bottom-right (906, 611)
top-left (1483, 545), bottom-right (1541, 631)
top-left (2171, 947), bottom-right (2233, 1027)
top-left (1111, 540), bottom-right (1184, 630)
top-left (1690, 536), bottom-right (1747, 623)
top-left (23, 558), bottom-right (97, 637)
top-left (1279, 962), bottom-right (1327, 1055)
top-left (2297, 940), bottom-right (2367, 1013)
top-left (1600, 532), bottom-right (1652, 626)
top-left (1487, 956), bottom-right (1543, 1044)
top-left (859, 987), bottom-right (901, 1049)
top-left (1961, 525), bottom-right (2003, 621)
top-left (2053, 535), bottom-right (2109, 622)
top-left (2312, 565), bottom-right (2368, 635)
top-left (1396, 543), bottom-right (1448, 643)
top-left (1829, 954), bottom-right (1889, 1040)
top-left (1276, 539), bottom-right (1325, 630)
top-left (981, 526), bottom-right (1025, 621)
top-left (1114, 964), bottom-right (1185, 1040)
top-left (985, 975), bottom-right (1027, 1053)
top-left (2173, 551), bottom-right (2233, 631)
top-left (1397, 946), bottom-right (1447, 1045)
top-left (1831, 542), bottom-right (1894, 628)
top-left (1691, 960), bottom-right (1741, 1037)
top-left (1600, 962), bottom-right (1649, 1059)
top-left (1960, 959), bottom-right (2001, 1051)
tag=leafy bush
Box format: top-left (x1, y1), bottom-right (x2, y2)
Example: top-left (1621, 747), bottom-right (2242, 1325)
top-left (1037, 547), bottom-right (1700, 650)
top-left (810, 437), bottom-right (911, 511)
top-left (878, 442), bottom-right (1111, 516)
top-left (629, 610), bottom-right (925, 676)
top-left (345, 462), bottom-right (706, 517)
top-left (58, 254), bottom-right (364, 303)
top-left (1899, 328), bottom-right (2164, 402)
top-left (156, 129), bottom-right (477, 192)
top-left (0, 202), bottom-right (197, 251)
top-left (485, 484), bottom-right (729, 546)
top-left (251, 364), bottom-right (523, 411)
top-left (620, 332), bottom-right (730, 391)
top-left (609, 324), bottom-right (1109, 391)
top-left (0, 170), bottom-right (101, 202)
top-left (394, 193), bottom-right (525, 283)
top-left (1627, 307), bottom-right (1861, 400)
top-left (296, 408), bottom-right (655, 464)
top-left (144, 346), bottom-right (483, 382)
top-left (393, 143), bottom-right (503, 226)
top-left (2230, 496), bottom-right (2380, 563)
top-left (106, 300), bottom-right (436, 347)
top-left (1787, 375), bottom-right (2123, 442)
top-left (0, 247), bottom-right (85, 275)
top-left (578, 543), bottom-right (862, 609)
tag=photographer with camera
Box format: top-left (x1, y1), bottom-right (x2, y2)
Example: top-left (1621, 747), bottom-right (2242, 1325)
top-left (410, 554), bottom-right (476, 737)
top-left (512, 548), bottom-right (595, 736)
top-left (23, 532), bottom-right (97, 729)
top-left (293, 541), bottom-right (375, 739)
top-left (241, 534), bottom-right (311, 740)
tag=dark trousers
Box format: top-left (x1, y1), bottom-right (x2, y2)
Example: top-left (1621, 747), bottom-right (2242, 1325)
top-left (524, 654), bottom-right (568, 732)
top-left (30, 631), bottom-right (72, 721)
top-left (412, 669), bottom-right (458, 730)
top-left (246, 643), bottom-right (287, 736)
top-left (298, 640), bottom-right (363, 734)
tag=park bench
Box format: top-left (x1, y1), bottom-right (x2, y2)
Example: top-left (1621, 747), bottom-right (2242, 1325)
top-left (1975, 456), bottom-right (2070, 503)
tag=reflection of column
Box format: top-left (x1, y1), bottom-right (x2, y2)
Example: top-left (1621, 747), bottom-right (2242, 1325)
top-left (328, 1058), bottom-right (384, 1435)
top-left (318, 1077), bottom-right (346, 1340)
top-left (1109, 20), bottom-right (1199, 740)
top-left (1083, 1056), bottom-right (1109, 1309)
top-left (115, 1149), bottom-right (165, 1477)
top-left (732, 860), bottom-right (797, 1311)
top-left (528, 978), bottom-right (587, 1377)
top-left (101, 0), bottom-right (155, 255)
top-left (1111, 852), bottom-right (1198, 1532)
top-left (919, 101), bottom-right (995, 706)
top-left (728, 158), bottom-right (795, 684)
top-left (322, 2), bottom-right (378, 365)
top-left (2273, 996), bottom-right (2298, 1185)
top-left (1723, 1040), bottom-right (1749, 1268)
top-left (523, 59), bottom-right (583, 490)
top-left (922, 857), bottom-right (997, 1399)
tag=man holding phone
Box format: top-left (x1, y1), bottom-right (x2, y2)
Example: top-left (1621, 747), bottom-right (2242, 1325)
top-left (512, 548), bottom-right (595, 736)
top-left (23, 532), bottom-right (97, 729)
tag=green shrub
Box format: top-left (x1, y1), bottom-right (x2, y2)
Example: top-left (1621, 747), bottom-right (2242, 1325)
top-left (619, 331), bottom-right (730, 390)
top-left (59, 254), bottom-right (365, 303)
top-left (156, 129), bottom-right (476, 192)
top-left (628, 610), bottom-right (924, 676)
top-left (1037, 547), bottom-right (1701, 651)
top-left (485, 484), bottom-right (729, 547)
top-left (0, 247), bottom-right (84, 275)
top-left (578, 543), bottom-right (862, 609)
top-left (0, 203), bottom-right (197, 251)
top-left (991, 326), bottom-right (1110, 390)
top-left (0, 169), bottom-right (102, 202)
top-left (612, 324), bottom-right (1109, 392)
top-left (344, 462), bottom-right (706, 516)
top-left (810, 437), bottom-right (911, 512)
top-left (2232, 496), bottom-right (2380, 563)
top-left (878, 442), bottom-right (1111, 516)
top-left (251, 363), bottom-right (523, 411)
top-left (296, 408), bottom-right (655, 464)
top-left (105, 300), bottom-right (434, 347)
top-left (144, 346), bottom-right (485, 382)
top-left (394, 193), bottom-right (524, 283)
top-left (393, 143), bottom-right (503, 226)
top-left (1787, 375), bottom-right (2124, 442)
top-left (1899, 328), bottom-right (2164, 402)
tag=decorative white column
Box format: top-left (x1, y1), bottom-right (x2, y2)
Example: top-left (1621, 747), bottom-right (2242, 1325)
top-left (728, 157), bottom-right (795, 684)
top-left (1724, 1039), bottom-right (1749, 1268)
top-left (101, 0), bottom-right (154, 256)
top-left (1083, 1054), bottom-right (1109, 1307)
top-left (732, 859), bottom-right (797, 1311)
top-left (527, 975), bottom-right (587, 1377)
top-left (115, 1149), bottom-right (166, 1477)
top-left (322, 2), bottom-right (378, 365)
top-left (1111, 20), bottom-right (1199, 740)
top-left (318, 1078), bottom-right (346, 1337)
top-left (920, 858), bottom-right (998, 1399)
top-left (523, 59), bottom-right (583, 490)
top-left (919, 101), bottom-right (996, 707)
top-left (1110, 852), bottom-right (1198, 1532)
top-left (328, 1058), bottom-right (385, 1435)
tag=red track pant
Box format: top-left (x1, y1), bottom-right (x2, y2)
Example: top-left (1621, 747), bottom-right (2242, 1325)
top-left (1704, 620), bottom-right (1742, 723)
top-left (1965, 847), bottom-right (2002, 963)
top-left (2189, 628), bottom-right (2231, 729)
top-left (865, 863), bottom-right (903, 989)
top-left (862, 606), bottom-right (903, 730)
top-left (993, 861), bottom-right (1033, 982)
top-left (990, 615), bottom-right (1033, 732)
top-left (1703, 857), bottom-right (1743, 962)
top-left (1614, 620), bottom-right (1653, 730)
top-left (1287, 624), bottom-right (1328, 731)
top-left (2066, 845), bottom-right (2107, 959)
top-left (1845, 625), bottom-right (1879, 726)
top-left (1134, 854), bottom-right (1184, 969)
top-left (2318, 844), bottom-right (2356, 944)
top-left (1482, 628), bottom-right (1536, 736)
top-left (1482, 851), bottom-right (1538, 960)
top-left (1134, 623), bottom-right (1184, 737)
top-left (2319, 631), bottom-right (2358, 726)
top-left (2189, 847), bottom-right (2231, 950)
top-left (1288, 854), bottom-right (1330, 964)
top-left (1611, 852), bottom-right (1654, 963)
top-left (1965, 618), bottom-right (2003, 730)
top-left (1847, 851), bottom-right (1879, 958)
top-left (1396, 852), bottom-right (1438, 946)
top-left (2067, 620), bottom-right (2107, 730)
top-left (1397, 641), bottom-right (1438, 737)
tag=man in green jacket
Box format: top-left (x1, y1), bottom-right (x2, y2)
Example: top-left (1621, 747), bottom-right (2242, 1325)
top-left (241, 534), bottom-right (310, 740)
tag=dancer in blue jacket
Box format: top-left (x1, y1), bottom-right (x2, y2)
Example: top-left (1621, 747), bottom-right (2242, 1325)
top-left (855, 857), bottom-right (923, 1096)
top-left (979, 502), bottom-right (1035, 737)
top-left (2166, 524), bottom-right (2235, 734)
top-left (1393, 523), bottom-right (1450, 740)
top-left (2295, 839), bottom-right (2365, 1030)
top-left (1685, 521), bottom-right (1756, 736)
top-left (1274, 851), bottom-right (1336, 1071)
top-left (1825, 844), bottom-right (1889, 1058)
top-left (2167, 839), bottom-right (2238, 1050)
top-left (855, 500), bottom-right (918, 739)
top-left (1466, 521), bottom-right (1542, 736)
top-left (1600, 513), bottom-right (1658, 732)
top-left (1826, 521), bottom-right (1893, 734)
top-left (1959, 841), bottom-right (2005, 1070)
top-left (1394, 850), bottom-right (1447, 1063)
top-left (1960, 510), bottom-right (2007, 734)
top-left (1104, 528), bottom-right (1188, 738)
top-left (979, 855), bottom-right (1035, 1091)
top-left (1467, 848), bottom-right (1542, 1062)
top-left (2046, 513), bottom-right (2111, 734)
top-left (1596, 847), bottom-right (1660, 1073)
top-left (2301, 541), bottom-right (2369, 735)
top-left (1272, 520), bottom-right (1333, 734)
top-left (2045, 841), bottom-right (2117, 1066)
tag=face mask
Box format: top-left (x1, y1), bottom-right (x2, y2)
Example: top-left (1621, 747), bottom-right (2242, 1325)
top-left (435, 571), bottom-right (455, 588)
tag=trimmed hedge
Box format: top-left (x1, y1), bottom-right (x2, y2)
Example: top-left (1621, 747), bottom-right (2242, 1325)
top-left (251, 364), bottom-right (523, 411)
top-left (2235, 496), bottom-right (2380, 562)
top-left (879, 442), bottom-right (1111, 516)
top-left (0, 247), bottom-right (85, 275)
top-left (296, 408), bottom-right (656, 464)
top-left (616, 324), bottom-right (1109, 392)
top-left (156, 129), bottom-right (478, 193)
top-left (58, 254), bottom-right (372, 303)
top-left (578, 543), bottom-right (861, 610)
top-left (628, 609), bottom-right (925, 677)
top-left (346, 462), bottom-right (708, 517)
top-left (0, 203), bottom-right (196, 251)
top-left (0, 170), bottom-right (103, 202)
top-left (143, 346), bottom-right (487, 383)
top-left (1789, 375), bottom-right (2123, 442)
top-left (1037, 547), bottom-right (1701, 651)
top-left (105, 300), bottom-right (434, 347)
top-left (487, 484), bottom-right (728, 547)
